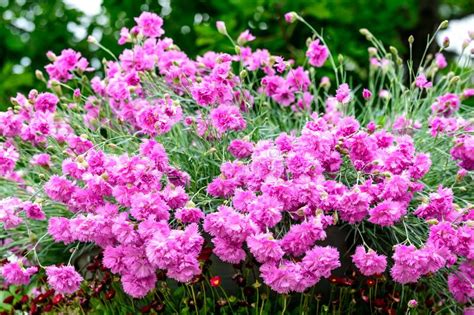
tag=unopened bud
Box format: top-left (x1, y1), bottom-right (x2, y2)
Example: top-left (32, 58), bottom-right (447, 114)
top-left (359, 28), bottom-right (373, 40)
top-left (216, 21), bottom-right (227, 35)
top-left (426, 219), bottom-right (439, 225)
top-left (284, 12), bottom-right (298, 24)
top-left (239, 70), bottom-right (247, 79)
top-left (408, 35), bottom-right (414, 44)
top-left (35, 70), bottom-right (45, 82)
top-left (449, 76), bottom-right (460, 85)
top-left (443, 36), bottom-right (450, 48)
top-left (234, 45), bottom-right (241, 55)
top-left (469, 30), bottom-right (474, 40)
top-left (462, 38), bottom-right (471, 50)
top-left (46, 51), bottom-right (57, 62)
top-left (87, 35), bottom-right (98, 44)
top-left (439, 20), bottom-right (449, 30)
top-left (50, 80), bottom-right (62, 96)
top-left (368, 47), bottom-right (377, 56)
top-left (389, 46), bottom-right (398, 56)
top-left (338, 54), bottom-right (344, 64)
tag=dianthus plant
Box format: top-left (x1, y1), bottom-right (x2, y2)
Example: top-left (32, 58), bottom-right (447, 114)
top-left (0, 10), bottom-right (473, 315)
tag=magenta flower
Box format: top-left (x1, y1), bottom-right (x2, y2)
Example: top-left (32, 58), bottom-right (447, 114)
top-left (1, 262), bottom-right (38, 285)
top-left (135, 12), bottom-right (164, 38)
top-left (306, 39), bottom-right (329, 67)
top-left (352, 246), bottom-right (387, 276)
top-left (362, 88), bottom-right (372, 100)
top-left (336, 83), bottom-right (352, 104)
top-left (45, 265), bottom-right (83, 294)
top-left (415, 74), bottom-right (432, 89)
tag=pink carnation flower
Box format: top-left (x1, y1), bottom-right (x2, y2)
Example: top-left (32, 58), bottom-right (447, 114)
top-left (45, 265), bottom-right (83, 294)
top-left (135, 12), bottom-right (164, 38)
top-left (1, 261), bottom-right (38, 285)
top-left (352, 246), bottom-right (387, 276)
top-left (210, 105), bottom-right (246, 134)
top-left (335, 83), bottom-right (352, 104)
top-left (306, 39), bottom-right (329, 67)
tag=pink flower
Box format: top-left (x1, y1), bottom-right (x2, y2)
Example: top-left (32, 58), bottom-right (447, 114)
top-left (368, 200), bottom-right (406, 226)
top-left (34, 93), bottom-right (59, 112)
top-left (45, 49), bottom-right (90, 82)
top-left (0, 197), bottom-right (23, 229)
top-left (247, 232), bottom-right (284, 263)
top-left (216, 21), bottom-right (227, 35)
top-left (146, 224), bottom-right (203, 282)
top-left (415, 74), bottom-right (432, 89)
top-left (352, 246), bottom-right (387, 276)
top-left (435, 53), bottom-right (447, 69)
top-left (451, 135), bottom-right (474, 171)
top-left (237, 30), bottom-right (255, 46)
top-left (463, 88), bottom-right (474, 99)
top-left (31, 153), bottom-right (51, 167)
top-left (121, 273), bottom-right (156, 298)
top-left (135, 12), bottom-right (164, 38)
top-left (23, 201), bottom-right (46, 220)
top-left (175, 207), bottom-right (204, 223)
top-left (45, 265), bottom-right (83, 294)
top-left (448, 261), bottom-right (474, 303)
top-left (362, 88), bottom-right (372, 100)
top-left (431, 93), bottom-right (460, 117)
top-left (210, 105), bottom-right (246, 134)
top-left (228, 139), bottom-right (254, 158)
top-left (1, 261), bottom-right (38, 285)
top-left (336, 83), bottom-right (352, 104)
top-left (301, 246), bottom-right (340, 280)
top-left (306, 39), bottom-right (329, 67)
top-left (48, 217), bottom-right (74, 244)
top-left (284, 12), bottom-right (297, 23)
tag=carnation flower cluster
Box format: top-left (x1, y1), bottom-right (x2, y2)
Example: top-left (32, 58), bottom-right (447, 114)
top-left (0, 10), bottom-right (473, 313)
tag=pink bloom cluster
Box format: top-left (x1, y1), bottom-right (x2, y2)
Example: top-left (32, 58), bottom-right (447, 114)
top-left (1, 261), bottom-right (38, 285)
top-left (39, 138), bottom-right (202, 297)
top-left (0, 197), bottom-right (45, 229)
top-left (45, 49), bottom-right (91, 82)
top-left (45, 265), bottom-right (83, 294)
top-left (206, 103), bottom-right (434, 292)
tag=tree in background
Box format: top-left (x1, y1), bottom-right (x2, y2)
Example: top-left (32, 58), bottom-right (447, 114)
top-left (0, 0), bottom-right (471, 109)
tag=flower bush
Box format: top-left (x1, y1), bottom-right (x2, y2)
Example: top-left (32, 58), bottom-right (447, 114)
top-left (0, 10), bottom-right (473, 314)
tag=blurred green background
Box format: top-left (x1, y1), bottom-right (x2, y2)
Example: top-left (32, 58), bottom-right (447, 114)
top-left (0, 0), bottom-right (472, 110)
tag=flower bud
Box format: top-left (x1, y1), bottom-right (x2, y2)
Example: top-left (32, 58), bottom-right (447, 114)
top-left (338, 54), bottom-right (344, 64)
top-left (319, 76), bottom-right (330, 89)
top-left (389, 46), bottom-right (398, 56)
top-left (284, 12), bottom-right (298, 23)
top-left (449, 76), bottom-right (460, 85)
top-left (362, 88), bottom-right (372, 100)
top-left (359, 28), bottom-right (373, 40)
top-left (443, 36), bottom-right (450, 48)
top-left (35, 70), bottom-right (45, 82)
top-left (408, 299), bottom-right (418, 308)
top-left (462, 38), bottom-right (471, 50)
top-left (439, 20), bottom-right (449, 30)
top-left (46, 51), bottom-right (57, 62)
top-left (239, 70), bottom-right (247, 79)
top-left (408, 35), bottom-right (414, 44)
top-left (50, 80), bottom-right (62, 96)
top-left (216, 21), bottom-right (227, 35)
top-left (368, 47), bottom-right (377, 56)
top-left (426, 219), bottom-right (439, 225)
top-left (87, 35), bottom-right (98, 44)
